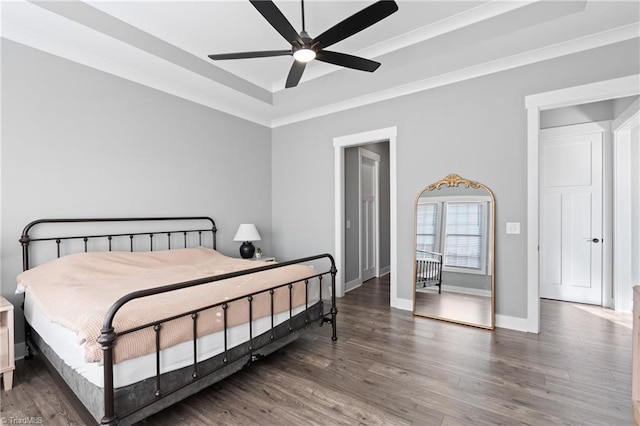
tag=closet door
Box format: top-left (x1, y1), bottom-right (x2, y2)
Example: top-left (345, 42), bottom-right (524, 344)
top-left (540, 128), bottom-right (603, 305)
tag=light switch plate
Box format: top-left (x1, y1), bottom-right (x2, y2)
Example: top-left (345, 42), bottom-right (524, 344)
top-left (506, 222), bottom-right (520, 234)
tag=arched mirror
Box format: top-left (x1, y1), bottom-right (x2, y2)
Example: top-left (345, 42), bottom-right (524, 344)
top-left (413, 174), bottom-right (495, 329)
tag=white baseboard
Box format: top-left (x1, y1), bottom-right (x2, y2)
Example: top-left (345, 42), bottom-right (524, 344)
top-left (392, 297), bottom-right (413, 311)
top-left (441, 285), bottom-right (492, 298)
top-left (379, 266), bottom-right (391, 276)
top-left (345, 278), bottom-right (363, 293)
top-left (391, 300), bottom-right (530, 331)
top-left (495, 314), bottom-right (530, 332)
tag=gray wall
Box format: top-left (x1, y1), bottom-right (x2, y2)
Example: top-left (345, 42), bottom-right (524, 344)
top-left (272, 39), bottom-right (640, 320)
top-left (541, 95), bottom-right (640, 129)
top-left (442, 272), bottom-right (492, 291)
top-left (614, 96), bottom-right (640, 118)
top-left (344, 143), bottom-right (390, 284)
top-left (1, 40), bottom-right (272, 346)
top-left (541, 99), bottom-right (615, 129)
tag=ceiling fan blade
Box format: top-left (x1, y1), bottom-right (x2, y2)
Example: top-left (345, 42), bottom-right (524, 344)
top-left (250, 0), bottom-right (302, 45)
top-left (316, 50), bottom-right (380, 72)
top-left (208, 50), bottom-right (291, 60)
top-left (285, 61), bottom-right (306, 88)
top-left (314, 0), bottom-right (398, 49)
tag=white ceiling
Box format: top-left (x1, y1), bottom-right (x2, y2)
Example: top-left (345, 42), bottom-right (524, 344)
top-left (2, 1), bottom-right (639, 127)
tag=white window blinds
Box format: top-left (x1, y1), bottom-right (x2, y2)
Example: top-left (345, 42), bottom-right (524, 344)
top-left (416, 202), bottom-right (439, 255)
top-left (443, 202), bottom-right (485, 269)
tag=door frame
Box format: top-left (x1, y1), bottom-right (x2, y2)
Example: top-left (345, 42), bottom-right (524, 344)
top-left (359, 147), bottom-right (381, 281)
top-left (526, 74), bottom-right (640, 333)
top-left (612, 98), bottom-right (640, 311)
top-left (334, 126), bottom-right (400, 307)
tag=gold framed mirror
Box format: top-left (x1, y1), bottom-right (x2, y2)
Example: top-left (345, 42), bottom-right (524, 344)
top-left (413, 174), bottom-right (495, 329)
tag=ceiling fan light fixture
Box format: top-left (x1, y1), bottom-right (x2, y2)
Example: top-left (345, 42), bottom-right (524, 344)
top-left (208, 0), bottom-right (399, 88)
top-left (293, 48), bottom-right (316, 63)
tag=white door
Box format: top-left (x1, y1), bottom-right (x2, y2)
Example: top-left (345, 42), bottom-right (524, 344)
top-left (540, 127), bottom-right (603, 305)
top-left (360, 149), bottom-right (379, 282)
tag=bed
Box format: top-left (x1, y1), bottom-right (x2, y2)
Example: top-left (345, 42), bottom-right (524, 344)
top-left (17, 217), bottom-right (337, 425)
top-left (415, 250), bottom-right (442, 293)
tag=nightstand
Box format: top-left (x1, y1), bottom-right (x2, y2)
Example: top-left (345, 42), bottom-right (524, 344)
top-left (253, 256), bottom-right (275, 262)
top-left (0, 296), bottom-right (15, 390)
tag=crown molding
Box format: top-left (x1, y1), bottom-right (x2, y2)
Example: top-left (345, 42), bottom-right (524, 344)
top-left (271, 24), bottom-right (640, 128)
top-left (2, 0), bottom-right (638, 129)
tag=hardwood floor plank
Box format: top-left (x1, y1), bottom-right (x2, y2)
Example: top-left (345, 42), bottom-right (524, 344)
top-left (368, 357), bottom-right (566, 425)
top-left (457, 373), bottom-right (627, 426)
top-left (258, 367), bottom-right (411, 425)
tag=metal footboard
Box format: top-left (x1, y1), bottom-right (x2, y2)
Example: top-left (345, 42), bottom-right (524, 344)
top-left (19, 217), bottom-right (338, 425)
top-left (98, 254), bottom-right (336, 425)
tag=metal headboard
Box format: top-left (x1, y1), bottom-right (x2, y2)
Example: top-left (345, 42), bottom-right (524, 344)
top-left (19, 217), bottom-right (217, 271)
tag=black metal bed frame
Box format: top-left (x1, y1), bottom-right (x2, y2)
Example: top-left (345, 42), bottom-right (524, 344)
top-left (19, 217), bottom-right (337, 425)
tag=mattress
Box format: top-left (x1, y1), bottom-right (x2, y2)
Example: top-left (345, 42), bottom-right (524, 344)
top-left (23, 292), bottom-right (313, 388)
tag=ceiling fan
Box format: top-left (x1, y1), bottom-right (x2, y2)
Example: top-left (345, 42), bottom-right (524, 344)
top-left (208, 0), bottom-right (399, 88)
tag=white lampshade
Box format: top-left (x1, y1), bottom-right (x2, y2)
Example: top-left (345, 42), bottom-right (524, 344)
top-left (233, 224), bottom-right (261, 242)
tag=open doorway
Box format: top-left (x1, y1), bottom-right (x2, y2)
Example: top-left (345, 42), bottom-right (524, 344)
top-left (333, 127), bottom-right (401, 308)
top-left (526, 75), bottom-right (640, 333)
top-left (344, 144), bottom-right (390, 292)
top-left (538, 98), bottom-right (638, 308)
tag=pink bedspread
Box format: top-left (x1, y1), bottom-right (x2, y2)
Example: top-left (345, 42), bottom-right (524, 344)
top-left (17, 248), bottom-right (314, 364)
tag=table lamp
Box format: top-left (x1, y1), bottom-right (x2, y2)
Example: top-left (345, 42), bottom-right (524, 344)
top-left (233, 224), bottom-right (261, 259)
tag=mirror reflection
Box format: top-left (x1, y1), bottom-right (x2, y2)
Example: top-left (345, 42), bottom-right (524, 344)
top-left (413, 174), bottom-right (495, 329)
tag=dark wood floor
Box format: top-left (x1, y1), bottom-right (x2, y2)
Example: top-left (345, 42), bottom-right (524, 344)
top-left (1, 276), bottom-right (633, 425)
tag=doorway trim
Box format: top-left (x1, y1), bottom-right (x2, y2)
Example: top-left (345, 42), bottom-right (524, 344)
top-left (525, 74), bottom-right (639, 333)
top-left (612, 98), bottom-right (640, 311)
top-left (334, 126), bottom-right (398, 307)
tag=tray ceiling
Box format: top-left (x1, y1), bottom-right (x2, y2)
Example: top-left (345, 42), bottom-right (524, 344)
top-left (2, 0), bottom-right (638, 127)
